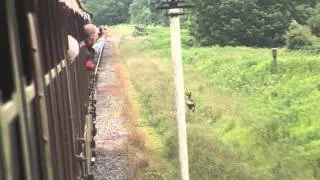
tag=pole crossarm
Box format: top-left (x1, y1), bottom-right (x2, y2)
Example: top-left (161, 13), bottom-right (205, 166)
top-left (155, 0), bottom-right (194, 11)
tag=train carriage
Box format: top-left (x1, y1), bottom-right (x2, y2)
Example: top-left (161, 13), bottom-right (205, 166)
top-left (0, 0), bottom-right (100, 179)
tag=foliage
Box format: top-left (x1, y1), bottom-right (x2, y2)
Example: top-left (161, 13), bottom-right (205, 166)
top-left (308, 4), bottom-right (320, 36)
top-left (190, 0), bottom-right (318, 47)
top-left (83, 0), bottom-right (320, 49)
top-left (83, 0), bottom-right (133, 25)
top-left (285, 21), bottom-right (313, 50)
top-left (129, 0), bottom-right (152, 25)
top-left (285, 21), bottom-right (320, 53)
top-left (129, 0), bottom-right (168, 25)
top-left (116, 25), bottom-right (320, 180)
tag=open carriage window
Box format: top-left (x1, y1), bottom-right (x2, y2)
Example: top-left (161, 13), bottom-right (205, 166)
top-left (0, 0), bottom-right (14, 102)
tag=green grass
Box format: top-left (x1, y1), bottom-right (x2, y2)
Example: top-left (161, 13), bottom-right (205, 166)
top-left (114, 25), bottom-right (320, 180)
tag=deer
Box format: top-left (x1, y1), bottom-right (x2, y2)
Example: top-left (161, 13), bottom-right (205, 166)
top-left (186, 91), bottom-right (196, 121)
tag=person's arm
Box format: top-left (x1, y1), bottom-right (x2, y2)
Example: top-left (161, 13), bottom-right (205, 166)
top-left (93, 27), bottom-right (108, 53)
top-left (93, 37), bottom-right (106, 54)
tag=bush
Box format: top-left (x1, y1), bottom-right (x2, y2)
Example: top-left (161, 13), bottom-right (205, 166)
top-left (285, 22), bottom-right (313, 50)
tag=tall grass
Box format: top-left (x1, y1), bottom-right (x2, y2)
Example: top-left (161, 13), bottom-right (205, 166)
top-left (114, 25), bottom-right (320, 180)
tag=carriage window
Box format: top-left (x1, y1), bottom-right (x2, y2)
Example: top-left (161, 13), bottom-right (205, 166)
top-left (9, 117), bottom-right (25, 180)
top-left (14, 0), bottom-right (32, 85)
top-left (0, 0), bottom-right (14, 102)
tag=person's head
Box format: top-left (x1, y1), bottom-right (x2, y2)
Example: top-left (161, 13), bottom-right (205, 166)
top-left (98, 26), bottom-right (103, 38)
top-left (99, 25), bottom-right (109, 38)
top-left (83, 24), bottom-right (99, 45)
top-left (67, 35), bottom-right (79, 63)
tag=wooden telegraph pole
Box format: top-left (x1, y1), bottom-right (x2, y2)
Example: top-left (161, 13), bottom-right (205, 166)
top-left (169, 8), bottom-right (189, 180)
top-left (156, 1), bottom-right (193, 180)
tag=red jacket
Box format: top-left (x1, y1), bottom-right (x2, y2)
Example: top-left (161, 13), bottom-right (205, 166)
top-left (79, 42), bottom-right (96, 71)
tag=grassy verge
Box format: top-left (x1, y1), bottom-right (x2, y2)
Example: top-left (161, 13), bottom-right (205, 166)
top-left (112, 24), bottom-right (320, 180)
top-left (110, 26), bottom-right (177, 179)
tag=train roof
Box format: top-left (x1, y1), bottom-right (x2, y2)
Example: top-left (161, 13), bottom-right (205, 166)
top-left (62, 0), bottom-right (92, 20)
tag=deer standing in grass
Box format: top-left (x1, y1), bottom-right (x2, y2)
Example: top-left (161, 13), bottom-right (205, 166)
top-left (186, 92), bottom-right (196, 121)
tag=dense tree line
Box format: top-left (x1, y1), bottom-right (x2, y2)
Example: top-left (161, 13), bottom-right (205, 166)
top-left (129, 0), bottom-right (169, 25)
top-left (83, 0), bottom-right (133, 25)
top-left (83, 0), bottom-right (168, 26)
top-left (83, 0), bottom-right (320, 48)
top-left (190, 0), bottom-right (318, 47)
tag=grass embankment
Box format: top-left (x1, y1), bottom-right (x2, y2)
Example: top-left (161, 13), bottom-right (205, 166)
top-left (112, 25), bottom-right (320, 180)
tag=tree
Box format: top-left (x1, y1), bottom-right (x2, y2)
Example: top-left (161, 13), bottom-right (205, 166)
top-left (308, 4), bottom-right (320, 36)
top-left (83, 0), bottom-right (133, 25)
top-left (129, 0), bottom-right (168, 25)
top-left (190, 0), bottom-right (317, 47)
top-left (285, 21), bottom-right (313, 50)
top-left (129, 0), bottom-right (152, 24)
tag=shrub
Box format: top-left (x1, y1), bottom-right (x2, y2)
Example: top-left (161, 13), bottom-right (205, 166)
top-left (285, 22), bottom-right (313, 50)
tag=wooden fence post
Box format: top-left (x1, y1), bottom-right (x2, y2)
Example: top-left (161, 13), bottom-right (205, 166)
top-left (272, 48), bottom-right (278, 73)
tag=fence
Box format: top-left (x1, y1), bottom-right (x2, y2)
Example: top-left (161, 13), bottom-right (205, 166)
top-left (0, 0), bottom-right (102, 180)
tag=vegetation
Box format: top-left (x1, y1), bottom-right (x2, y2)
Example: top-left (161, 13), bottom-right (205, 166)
top-left (285, 22), bottom-right (314, 50)
top-left (90, 0), bottom-right (320, 179)
top-left (285, 21), bottom-right (320, 53)
top-left (129, 0), bottom-right (168, 25)
top-left (190, 0), bottom-right (318, 47)
top-left (308, 4), bottom-right (320, 37)
top-left (84, 0), bottom-right (320, 49)
top-left (83, 0), bottom-right (133, 25)
top-left (113, 25), bottom-right (320, 180)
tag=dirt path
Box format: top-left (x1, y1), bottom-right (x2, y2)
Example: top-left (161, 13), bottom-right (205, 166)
top-left (92, 38), bottom-right (130, 180)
